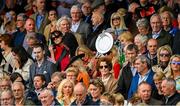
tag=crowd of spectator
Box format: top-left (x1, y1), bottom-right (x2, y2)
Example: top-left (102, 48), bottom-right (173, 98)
top-left (0, 0), bottom-right (180, 105)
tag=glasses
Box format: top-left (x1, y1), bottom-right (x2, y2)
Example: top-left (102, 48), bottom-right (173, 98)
top-left (171, 61), bottom-right (180, 65)
top-left (159, 53), bottom-right (170, 57)
top-left (99, 65), bottom-right (108, 69)
top-left (52, 36), bottom-right (60, 41)
top-left (112, 17), bottom-right (120, 21)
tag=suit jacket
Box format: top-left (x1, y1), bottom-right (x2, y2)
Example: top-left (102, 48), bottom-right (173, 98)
top-left (145, 98), bottom-right (162, 105)
top-left (148, 29), bottom-right (173, 47)
top-left (128, 69), bottom-right (155, 99)
top-left (173, 30), bottom-right (180, 54)
top-left (86, 22), bottom-right (106, 51)
top-left (29, 58), bottom-right (56, 88)
top-left (12, 29), bottom-right (26, 47)
top-left (76, 20), bottom-right (92, 43)
top-left (115, 63), bottom-right (133, 99)
top-left (144, 53), bottom-right (157, 67)
top-left (26, 89), bottom-right (41, 105)
top-left (162, 92), bottom-right (180, 105)
top-left (71, 95), bottom-right (91, 106)
top-left (30, 12), bottom-right (50, 34)
top-left (103, 74), bottom-right (117, 93)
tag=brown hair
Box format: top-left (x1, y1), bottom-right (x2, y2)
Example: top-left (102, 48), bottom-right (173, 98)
top-left (0, 33), bottom-right (12, 46)
top-left (96, 57), bottom-right (112, 71)
top-left (89, 78), bottom-right (105, 94)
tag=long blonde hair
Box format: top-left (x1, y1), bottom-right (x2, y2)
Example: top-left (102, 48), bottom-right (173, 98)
top-left (56, 79), bottom-right (75, 101)
top-left (110, 12), bottom-right (127, 30)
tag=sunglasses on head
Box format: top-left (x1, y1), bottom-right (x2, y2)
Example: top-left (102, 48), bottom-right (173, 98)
top-left (159, 53), bottom-right (170, 57)
top-left (99, 65), bottom-right (108, 69)
top-left (170, 61), bottom-right (180, 65)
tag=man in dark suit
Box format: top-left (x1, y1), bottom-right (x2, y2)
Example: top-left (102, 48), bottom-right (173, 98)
top-left (115, 44), bottom-right (138, 99)
top-left (161, 78), bottom-right (180, 105)
top-left (86, 12), bottom-right (106, 51)
top-left (148, 13), bottom-right (172, 47)
top-left (70, 5), bottom-right (92, 44)
top-left (71, 83), bottom-right (91, 105)
top-left (81, 1), bottom-right (92, 25)
top-left (29, 43), bottom-right (56, 88)
top-left (173, 30), bottom-right (180, 54)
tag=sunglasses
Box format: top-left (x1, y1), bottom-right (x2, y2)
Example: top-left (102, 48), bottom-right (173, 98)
top-left (112, 17), bottom-right (120, 21)
top-left (52, 36), bottom-right (60, 41)
top-left (159, 53), bottom-right (170, 57)
top-left (99, 65), bottom-right (108, 69)
top-left (170, 61), bottom-right (180, 65)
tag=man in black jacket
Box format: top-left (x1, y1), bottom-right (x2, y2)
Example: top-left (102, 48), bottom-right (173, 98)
top-left (115, 44), bottom-right (138, 99)
top-left (161, 78), bottom-right (180, 105)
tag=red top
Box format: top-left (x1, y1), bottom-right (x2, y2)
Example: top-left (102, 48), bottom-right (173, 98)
top-left (54, 45), bottom-right (70, 71)
top-left (113, 62), bottom-right (121, 79)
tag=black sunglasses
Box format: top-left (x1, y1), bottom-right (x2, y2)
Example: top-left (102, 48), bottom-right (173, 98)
top-left (52, 36), bottom-right (60, 41)
top-left (99, 65), bottom-right (108, 69)
top-left (112, 17), bottom-right (120, 21)
top-left (159, 53), bottom-right (170, 57)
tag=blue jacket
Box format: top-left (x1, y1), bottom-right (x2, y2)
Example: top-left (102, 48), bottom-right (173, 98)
top-left (128, 69), bottom-right (155, 99)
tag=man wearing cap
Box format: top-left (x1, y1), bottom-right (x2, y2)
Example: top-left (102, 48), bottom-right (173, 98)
top-left (91, 0), bottom-right (111, 28)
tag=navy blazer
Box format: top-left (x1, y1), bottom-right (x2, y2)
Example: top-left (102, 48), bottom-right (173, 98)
top-left (128, 69), bottom-right (155, 99)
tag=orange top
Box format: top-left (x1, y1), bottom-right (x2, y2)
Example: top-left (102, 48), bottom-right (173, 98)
top-left (77, 71), bottom-right (90, 88)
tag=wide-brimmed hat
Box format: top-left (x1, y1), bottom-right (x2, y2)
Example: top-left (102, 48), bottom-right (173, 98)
top-left (65, 54), bottom-right (85, 69)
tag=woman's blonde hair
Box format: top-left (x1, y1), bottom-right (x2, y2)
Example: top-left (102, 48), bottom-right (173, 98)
top-left (56, 16), bottom-right (71, 31)
top-left (153, 71), bottom-right (165, 81)
top-left (56, 79), bottom-right (74, 101)
top-left (75, 45), bottom-right (94, 58)
top-left (157, 45), bottom-right (172, 64)
top-left (65, 67), bottom-right (79, 77)
top-left (168, 54), bottom-right (180, 76)
top-left (113, 93), bottom-right (124, 106)
top-left (110, 12), bottom-right (127, 30)
top-left (118, 31), bottom-right (134, 43)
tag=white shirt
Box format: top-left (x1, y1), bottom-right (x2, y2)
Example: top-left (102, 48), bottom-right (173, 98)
top-left (71, 21), bottom-right (80, 33)
top-left (152, 29), bottom-right (161, 39)
top-left (138, 70), bottom-right (151, 84)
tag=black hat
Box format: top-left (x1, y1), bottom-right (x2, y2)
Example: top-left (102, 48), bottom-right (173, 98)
top-left (66, 54), bottom-right (85, 69)
top-left (91, 0), bottom-right (105, 10)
